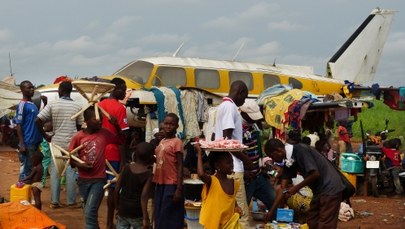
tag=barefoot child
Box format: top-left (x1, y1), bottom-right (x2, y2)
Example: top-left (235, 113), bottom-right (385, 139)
top-left (40, 121), bottom-right (52, 187)
top-left (115, 142), bottom-right (154, 229)
top-left (195, 144), bottom-right (242, 229)
top-left (153, 113), bottom-right (184, 229)
top-left (22, 151), bottom-right (44, 210)
top-left (69, 106), bottom-right (125, 229)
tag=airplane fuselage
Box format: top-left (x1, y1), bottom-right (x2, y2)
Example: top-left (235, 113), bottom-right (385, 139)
top-left (114, 56), bottom-right (344, 98)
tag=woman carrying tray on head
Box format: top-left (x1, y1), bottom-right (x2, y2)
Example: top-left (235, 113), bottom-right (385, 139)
top-left (195, 143), bottom-right (242, 229)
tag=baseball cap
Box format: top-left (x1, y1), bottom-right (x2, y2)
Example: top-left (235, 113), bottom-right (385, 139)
top-left (239, 100), bottom-right (263, 120)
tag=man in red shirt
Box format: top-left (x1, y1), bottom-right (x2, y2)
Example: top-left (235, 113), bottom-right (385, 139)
top-left (98, 77), bottom-right (129, 229)
top-left (337, 120), bottom-right (352, 153)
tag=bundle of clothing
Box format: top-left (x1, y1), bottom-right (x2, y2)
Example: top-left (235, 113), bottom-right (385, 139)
top-left (338, 202), bottom-right (354, 222)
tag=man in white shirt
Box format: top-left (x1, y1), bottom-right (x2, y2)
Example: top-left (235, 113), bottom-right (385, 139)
top-left (214, 80), bottom-right (253, 228)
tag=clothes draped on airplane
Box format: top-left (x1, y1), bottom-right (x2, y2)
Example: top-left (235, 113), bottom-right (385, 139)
top-left (149, 87), bottom-right (166, 121)
top-left (284, 95), bottom-right (319, 129)
top-left (256, 84), bottom-right (293, 105)
top-left (149, 87), bottom-right (185, 139)
top-left (160, 87), bottom-right (185, 139)
top-left (399, 87), bottom-right (405, 101)
top-left (197, 91), bottom-right (210, 123)
top-left (285, 100), bottom-right (301, 130)
top-left (399, 87), bottom-right (405, 109)
top-left (299, 97), bottom-right (317, 120)
top-left (180, 89), bottom-right (200, 139)
top-left (202, 106), bottom-right (217, 142)
top-left (145, 107), bottom-right (159, 142)
top-left (263, 89), bottom-right (305, 130)
top-left (371, 83), bottom-right (381, 99)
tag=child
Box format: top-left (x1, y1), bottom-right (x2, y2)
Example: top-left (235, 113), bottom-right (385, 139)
top-left (115, 142), bottom-right (154, 229)
top-left (40, 121), bottom-right (53, 187)
top-left (153, 113), bottom-right (184, 229)
top-left (150, 124), bottom-right (165, 149)
top-left (69, 106), bottom-right (124, 229)
top-left (22, 150), bottom-right (44, 210)
top-left (195, 144), bottom-right (242, 229)
top-left (315, 139), bottom-right (336, 163)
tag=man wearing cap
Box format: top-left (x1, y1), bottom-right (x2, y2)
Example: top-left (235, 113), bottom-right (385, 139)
top-left (240, 100), bottom-right (276, 213)
top-left (214, 80), bottom-right (253, 228)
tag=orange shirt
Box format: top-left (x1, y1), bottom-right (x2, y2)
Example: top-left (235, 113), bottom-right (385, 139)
top-left (338, 125), bottom-right (350, 143)
top-left (153, 138), bottom-right (183, 184)
top-left (98, 98), bottom-right (129, 161)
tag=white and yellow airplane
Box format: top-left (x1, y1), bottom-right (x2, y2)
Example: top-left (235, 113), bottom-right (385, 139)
top-left (113, 8), bottom-right (396, 100)
top-left (25, 7), bottom-right (400, 130)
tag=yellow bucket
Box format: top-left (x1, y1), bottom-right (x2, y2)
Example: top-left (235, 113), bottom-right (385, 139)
top-left (10, 184), bottom-right (31, 202)
top-left (342, 172), bottom-right (357, 190)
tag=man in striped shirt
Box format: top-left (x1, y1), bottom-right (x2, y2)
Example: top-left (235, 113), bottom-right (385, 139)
top-left (36, 80), bottom-right (84, 208)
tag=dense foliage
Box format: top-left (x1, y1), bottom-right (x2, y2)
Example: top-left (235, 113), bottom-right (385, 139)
top-left (352, 100), bottom-right (404, 146)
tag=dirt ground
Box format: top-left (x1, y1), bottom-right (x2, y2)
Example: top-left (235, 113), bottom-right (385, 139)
top-left (1, 146), bottom-right (405, 229)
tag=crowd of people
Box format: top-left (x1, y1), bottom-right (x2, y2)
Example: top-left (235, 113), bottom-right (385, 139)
top-left (9, 78), bottom-right (404, 229)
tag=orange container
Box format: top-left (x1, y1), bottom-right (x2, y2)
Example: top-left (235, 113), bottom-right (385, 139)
top-left (9, 184), bottom-right (31, 202)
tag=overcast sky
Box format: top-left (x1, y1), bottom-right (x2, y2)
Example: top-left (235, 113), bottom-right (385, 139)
top-left (0, 0), bottom-right (404, 87)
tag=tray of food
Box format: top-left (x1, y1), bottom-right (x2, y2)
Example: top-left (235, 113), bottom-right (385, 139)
top-left (201, 148), bottom-right (247, 152)
top-left (198, 138), bottom-right (248, 152)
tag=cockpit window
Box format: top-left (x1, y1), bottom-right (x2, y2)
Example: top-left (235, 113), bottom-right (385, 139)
top-left (114, 61), bottom-right (153, 85)
top-left (154, 66), bottom-right (186, 87)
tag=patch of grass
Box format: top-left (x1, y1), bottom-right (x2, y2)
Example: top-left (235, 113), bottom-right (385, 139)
top-left (352, 100), bottom-right (404, 145)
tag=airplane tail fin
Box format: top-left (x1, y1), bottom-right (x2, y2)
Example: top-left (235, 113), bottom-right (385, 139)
top-left (326, 8), bottom-right (395, 83)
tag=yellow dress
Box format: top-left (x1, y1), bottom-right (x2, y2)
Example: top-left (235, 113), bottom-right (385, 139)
top-left (199, 176), bottom-right (241, 229)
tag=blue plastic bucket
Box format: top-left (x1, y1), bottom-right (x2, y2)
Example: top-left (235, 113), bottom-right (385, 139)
top-left (340, 153), bottom-right (364, 174)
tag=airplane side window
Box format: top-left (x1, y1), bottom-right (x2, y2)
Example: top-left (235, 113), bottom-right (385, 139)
top-left (155, 67), bottom-right (186, 87)
top-left (229, 71), bottom-right (253, 90)
top-left (263, 74), bottom-right (280, 90)
top-left (195, 69), bottom-right (220, 89)
top-left (288, 77), bottom-right (303, 89)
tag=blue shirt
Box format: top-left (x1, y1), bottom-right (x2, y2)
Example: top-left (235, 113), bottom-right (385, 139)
top-left (14, 100), bottom-right (42, 146)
